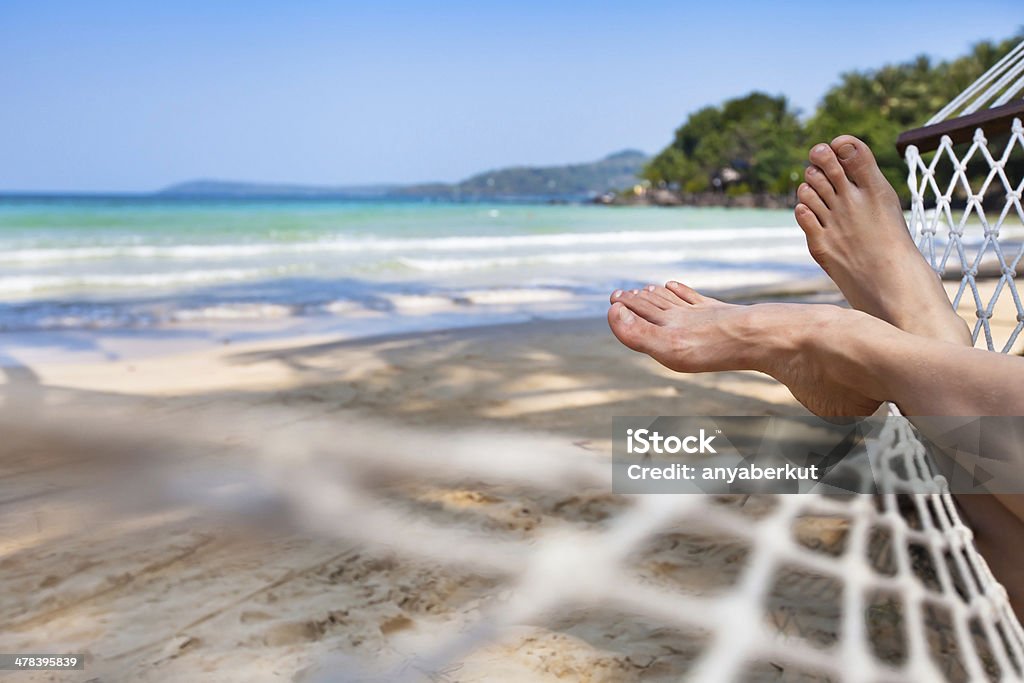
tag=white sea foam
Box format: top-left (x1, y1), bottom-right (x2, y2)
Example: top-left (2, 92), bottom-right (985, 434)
top-left (0, 267), bottom-right (294, 295)
top-left (171, 303), bottom-right (294, 322)
top-left (380, 294), bottom-right (461, 313)
top-left (397, 244), bottom-right (809, 272)
top-left (460, 288), bottom-right (575, 305)
top-left (0, 227), bottom-right (802, 263)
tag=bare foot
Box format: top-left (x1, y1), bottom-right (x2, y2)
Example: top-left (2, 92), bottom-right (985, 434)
top-left (795, 135), bottom-right (972, 347)
top-left (607, 283), bottom-right (882, 417)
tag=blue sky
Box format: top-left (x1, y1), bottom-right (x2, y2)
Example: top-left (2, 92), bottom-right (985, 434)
top-left (0, 1), bottom-right (1018, 192)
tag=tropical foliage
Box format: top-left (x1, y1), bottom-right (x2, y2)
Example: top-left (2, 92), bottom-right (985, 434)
top-left (643, 35), bottom-right (1023, 199)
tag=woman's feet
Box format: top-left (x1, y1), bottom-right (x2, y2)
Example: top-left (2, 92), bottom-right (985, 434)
top-left (607, 284), bottom-right (883, 417)
top-left (795, 135), bottom-right (972, 347)
top-left (604, 135), bottom-right (972, 418)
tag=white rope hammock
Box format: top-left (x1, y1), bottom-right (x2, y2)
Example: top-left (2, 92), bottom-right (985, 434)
top-left (887, 37), bottom-right (1024, 681)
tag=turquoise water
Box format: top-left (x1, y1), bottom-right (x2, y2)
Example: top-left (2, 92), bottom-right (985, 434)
top-left (0, 197), bottom-right (818, 333)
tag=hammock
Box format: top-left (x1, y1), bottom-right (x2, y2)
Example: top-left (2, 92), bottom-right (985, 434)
top-left (299, 45), bottom-right (1024, 682)
top-left (865, 37), bottom-right (1024, 682)
top-left (900, 39), bottom-right (1024, 352)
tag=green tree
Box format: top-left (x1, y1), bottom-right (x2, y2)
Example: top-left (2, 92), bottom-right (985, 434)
top-left (643, 93), bottom-right (805, 194)
top-left (642, 33), bottom-right (1023, 202)
top-left (805, 35), bottom-right (1022, 193)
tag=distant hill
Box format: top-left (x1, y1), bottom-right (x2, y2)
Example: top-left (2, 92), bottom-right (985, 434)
top-left (396, 149), bottom-right (649, 200)
top-left (157, 180), bottom-right (397, 198)
top-left (157, 150), bottom-right (648, 201)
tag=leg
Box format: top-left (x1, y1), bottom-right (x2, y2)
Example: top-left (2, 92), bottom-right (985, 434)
top-left (797, 135), bottom-right (1023, 607)
top-left (609, 285), bottom-right (1024, 417)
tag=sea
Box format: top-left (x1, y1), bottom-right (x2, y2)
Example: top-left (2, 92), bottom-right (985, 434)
top-left (0, 197), bottom-right (824, 361)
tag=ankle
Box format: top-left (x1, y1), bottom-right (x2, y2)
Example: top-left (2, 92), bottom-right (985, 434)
top-left (734, 303), bottom-right (824, 375)
top-left (811, 307), bottom-right (896, 403)
top-left (776, 305), bottom-right (892, 402)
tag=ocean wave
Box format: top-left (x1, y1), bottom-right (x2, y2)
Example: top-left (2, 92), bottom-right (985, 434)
top-left (397, 245), bottom-right (810, 272)
top-left (0, 267), bottom-right (296, 295)
top-left (0, 287), bottom-right (580, 331)
top-left (0, 226), bottom-right (804, 263)
top-left (170, 303), bottom-right (294, 322)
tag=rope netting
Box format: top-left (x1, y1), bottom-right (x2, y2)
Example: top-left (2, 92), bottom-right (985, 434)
top-left (881, 54), bottom-right (1024, 680)
top-left (927, 41), bottom-right (1024, 126)
top-left (24, 403), bottom-right (1016, 682)
top-left (907, 117), bottom-right (1024, 352)
top-left (272, 416), bottom-right (1023, 683)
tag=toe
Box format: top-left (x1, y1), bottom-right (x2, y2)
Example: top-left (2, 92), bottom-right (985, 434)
top-left (665, 280), bottom-right (703, 304)
top-left (796, 204), bottom-right (829, 265)
top-left (609, 288), bottom-right (625, 304)
top-left (804, 165), bottom-right (835, 205)
top-left (830, 135), bottom-right (887, 189)
top-left (808, 143), bottom-right (849, 193)
top-left (795, 203), bottom-right (824, 234)
top-left (622, 292), bottom-right (666, 322)
top-left (608, 302), bottom-right (659, 353)
top-left (639, 287), bottom-right (672, 310)
top-left (796, 183), bottom-right (829, 225)
top-left (646, 284), bottom-right (684, 308)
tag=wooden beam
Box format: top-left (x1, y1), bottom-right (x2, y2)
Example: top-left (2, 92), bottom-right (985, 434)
top-left (896, 99), bottom-right (1024, 156)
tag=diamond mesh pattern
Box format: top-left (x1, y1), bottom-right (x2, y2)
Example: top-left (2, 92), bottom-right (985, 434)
top-left (907, 118), bottom-right (1024, 352)
top-left (264, 414), bottom-right (1023, 683)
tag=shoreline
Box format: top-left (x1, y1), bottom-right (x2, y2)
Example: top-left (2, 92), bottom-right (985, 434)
top-left (11, 272), bottom-right (1019, 391)
top-left (0, 276), bottom-right (838, 369)
top-left (595, 188), bottom-right (795, 209)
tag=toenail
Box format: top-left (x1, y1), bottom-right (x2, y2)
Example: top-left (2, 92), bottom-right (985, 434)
top-left (618, 306), bottom-right (635, 324)
top-left (814, 144), bottom-right (829, 154)
top-left (806, 166), bottom-right (818, 175)
top-left (667, 281), bottom-right (679, 287)
top-left (612, 289), bottom-right (622, 299)
top-left (837, 143), bottom-right (857, 160)
top-left (631, 289), bottom-right (638, 294)
top-left (646, 285), bottom-right (655, 292)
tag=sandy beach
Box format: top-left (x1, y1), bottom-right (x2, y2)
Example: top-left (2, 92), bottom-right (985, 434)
top-left (1, 276), bottom-right (1016, 682)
